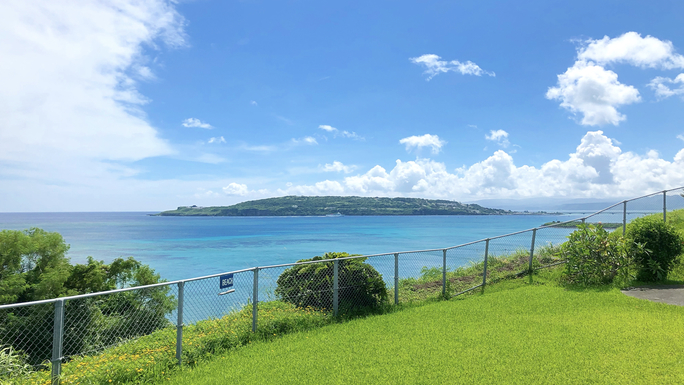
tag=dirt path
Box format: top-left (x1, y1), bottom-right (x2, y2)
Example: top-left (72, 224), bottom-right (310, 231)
top-left (621, 285), bottom-right (684, 306)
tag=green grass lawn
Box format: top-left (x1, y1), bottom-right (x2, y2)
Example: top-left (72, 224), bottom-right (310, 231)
top-left (162, 273), bottom-right (684, 385)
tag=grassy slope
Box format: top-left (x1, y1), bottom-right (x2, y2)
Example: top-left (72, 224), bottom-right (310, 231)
top-left (163, 272), bottom-right (684, 385)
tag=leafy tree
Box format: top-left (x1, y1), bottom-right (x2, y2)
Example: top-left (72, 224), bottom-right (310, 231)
top-left (0, 228), bottom-right (174, 366)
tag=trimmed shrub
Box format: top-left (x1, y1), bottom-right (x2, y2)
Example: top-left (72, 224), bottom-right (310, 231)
top-left (275, 252), bottom-right (387, 314)
top-left (626, 216), bottom-right (684, 281)
top-left (560, 224), bottom-right (632, 285)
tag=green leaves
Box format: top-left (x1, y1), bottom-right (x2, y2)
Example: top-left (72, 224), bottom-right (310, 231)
top-left (626, 216), bottom-right (684, 282)
top-left (275, 252), bottom-right (388, 315)
top-left (561, 224), bottom-right (632, 285)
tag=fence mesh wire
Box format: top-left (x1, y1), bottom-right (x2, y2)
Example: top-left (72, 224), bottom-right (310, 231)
top-left (2, 188), bottom-right (683, 381)
top-left (0, 302), bottom-right (54, 368)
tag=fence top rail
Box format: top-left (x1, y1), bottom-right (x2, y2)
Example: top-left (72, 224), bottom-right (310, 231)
top-left (3, 186), bottom-right (683, 310)
top-left (625, 187), bottom-right (682, 203)
top-left (0, 266), bottom-right (258, 310)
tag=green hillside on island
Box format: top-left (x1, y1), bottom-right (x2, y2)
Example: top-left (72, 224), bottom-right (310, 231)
top-left (156, 196), bottom-right (514, 216)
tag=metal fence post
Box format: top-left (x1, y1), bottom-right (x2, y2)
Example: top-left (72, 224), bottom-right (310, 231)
top-left (176, 281), bottom-right (184, 366)
top-left (394, 253), bottom-right (399, 305)
top-left (442, 249), bottom-right (447, 296)
top-left (51, 300), bottom-right (65, 385)
top-left (663, 191), bottom-right (667, 222)
top-left (333, 260), bottom-right (339, 316)
top-left (528, 229), bottom-right (537, 272)
top-left (482, 239), bottom-right (490, 287)
top-left (252, 268), bottom-right (259, 332)
top-left (623, 201), bottom-right (627, 235)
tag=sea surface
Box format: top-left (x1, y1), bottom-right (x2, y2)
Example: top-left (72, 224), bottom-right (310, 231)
top-left (0, 212), bottom-right (601, 281)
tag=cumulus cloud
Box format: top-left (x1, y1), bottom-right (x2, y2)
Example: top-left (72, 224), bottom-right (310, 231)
top-left (399, 134), bottom-right (446, 154)
top-left (318, 125), bottom-right (363, 140)
top-left (546, 61), bottom-right (640, 126)
top-left (250, 100), bottom-right (258, 106)
top-left (485, 130), bottom-right (510, 148)
top-left (278, 131), bottom-right (684, 200)
top-left (321, 161), bottom-right (356, 174)
top-left (648, 74), bottom-right (684, 99)
top-left (410, 54), bottom-right (495, 80)
top-left (208, 136), bottom-right (225, 144)
top-left (578, 32), bottom-right (684, 69)
top-left (223, 183), bottom-right (249, 196)
top-left (548, 32), bottom-right (684, 126)
top-left (182, 118), bottom-right (213, 129)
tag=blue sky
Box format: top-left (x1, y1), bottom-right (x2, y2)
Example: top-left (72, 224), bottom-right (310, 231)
top-left (1, 0), bottom-right (684, 211)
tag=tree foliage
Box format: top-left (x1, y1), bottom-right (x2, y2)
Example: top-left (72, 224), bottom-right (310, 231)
top-left (0, 228), bottom-right (174, 366)
top-left (275, 252), bottom-right (387, 314)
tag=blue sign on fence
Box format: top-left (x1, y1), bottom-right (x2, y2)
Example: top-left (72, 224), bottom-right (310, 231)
top-left (220, 273), bottom-right (234, 289)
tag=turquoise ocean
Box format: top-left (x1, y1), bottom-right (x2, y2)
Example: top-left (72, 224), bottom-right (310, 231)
top-left (0, 212), bottom-right (591, 281)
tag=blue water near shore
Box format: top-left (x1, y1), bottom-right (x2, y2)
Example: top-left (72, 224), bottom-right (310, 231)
top-left (0, 212), bottom-right (587, 281)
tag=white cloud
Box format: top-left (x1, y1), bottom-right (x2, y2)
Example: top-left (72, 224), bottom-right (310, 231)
top-left (208, 136), bottom-right (226, 144)
top-left (409, 54), bottom-right (495, 80)
top-left (318, 125), bottom-right (363, 140)
top-left (319, 125), bottom-right (337, 132)
top-left (322, 161), bottom-right (356, 174)
top-left (546, 61), bottom-right (640, 126)
top-left (678, 134), bottom-right (684, 142)
top-left (0, 0), bottom-right (184, 172)
top-left (182, 118), bottom-right (213, 129)
top-left (223, 183), bottom-right (249, 196)
top-left (340, 130), bottom-right (363, 140)
top-left (548, 32), bottom-right (684, 126)
top-left (399, 134), bottom-right (446, 154)
top-left (291, 136), bottom-right (318, 145)
top-left (578, 32), bottom-right (684, 70)
top-left (648, 74), bottom-right (684, 99)
top-left (278, 131), bottom-right (684, 200)
top-left (250, 100), bottom-right (258, 106)
top-left (485, 130), bottom-right (510, 148)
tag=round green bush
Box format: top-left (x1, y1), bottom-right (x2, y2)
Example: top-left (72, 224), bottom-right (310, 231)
top-left (560, 224), bottom-right (632, 285)
top-left (275, 252), bottom-right (387, 314)
top-left (626, 216), bottom-right (684, 281)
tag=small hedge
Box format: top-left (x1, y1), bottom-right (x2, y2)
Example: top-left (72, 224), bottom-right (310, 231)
top-left (626, 216), bottom-right (684, 281)
top-left (275, 252), bottom-right (388, 315)
top-left (560, 224), bottom-right (633, 285)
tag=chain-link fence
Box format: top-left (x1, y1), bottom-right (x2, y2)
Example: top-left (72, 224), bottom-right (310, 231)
top-left (2, 187), bottom-right (683, 383)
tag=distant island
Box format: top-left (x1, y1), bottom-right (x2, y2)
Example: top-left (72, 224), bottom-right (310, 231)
top-left (155, 196), bottom-right (516, 216)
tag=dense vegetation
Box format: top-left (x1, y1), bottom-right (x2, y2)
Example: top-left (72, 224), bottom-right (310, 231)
top-left (0, 228), bottom-right (172, 371)
top-left (156, 196), bottom-right (514, 216)
top-left (626, 216), bottom-right (684, 281)
top-left (275, 252), bottom-right (388, 315)
top-left (559, 210), bottom-right (684, 286)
